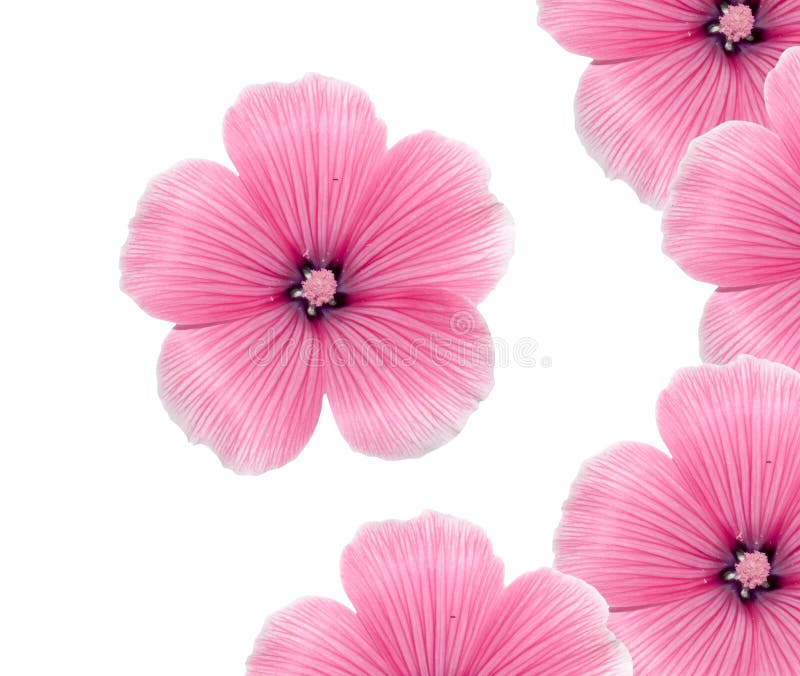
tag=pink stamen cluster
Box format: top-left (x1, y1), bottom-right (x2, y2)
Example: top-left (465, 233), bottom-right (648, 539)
top-left (719, 4), bottom-right (755, 42)
top-left (301, 268), bottom-right (337, 307)
top-left (734, 551), bottom-right (771, 589)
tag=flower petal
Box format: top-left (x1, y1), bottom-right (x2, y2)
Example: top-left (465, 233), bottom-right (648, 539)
top-left (773, 505), bottom-right (800, 581)
top-left (753, 587), bottom-right (800, 672)
top-left (760, 0), bottom-right (800, 40)
top-left (340, 512), bottom-right (504, 675)
top-left (342, 132), bottom-right (513, 305)
top-left (470, 569), bottom-right (631, 675)
top-left (538, 0), bottom-right (706, 61)
top-left (555, 442), bottom-right (723, 608)
top-left (608, 588), bottom-right (756, 674)
top-left (246, 597), bottom-right (389, 675)
top-left (766, 47), bottom-right (800, 170)
top-left (701, 278), bottom-right (800, 371)
top-left (663, 122), bottom-right (800, 287)
top-left (223, 74), bottom-right (387, 263)
top-left (158, 305), bottom-right (324, 473)
top-left (320, 289), bottom-right (494, 459)
top-left (121, 160), bottom-right (296, 324)
top-left (657, 357), bottom-right (800, 547)
top-left (577, 41), bottom-right (770, 207)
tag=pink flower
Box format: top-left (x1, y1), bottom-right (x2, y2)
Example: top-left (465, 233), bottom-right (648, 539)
top-left (555, 357), bottom-right (800, 674)
top-left (538, 0), bottom-right (800, 207)
top-left (247, 512), bottom-right (631, 675)
top-left (663, 47), bottom-right (800, 371)
top-left (120, 75), bottom-right (512, 474)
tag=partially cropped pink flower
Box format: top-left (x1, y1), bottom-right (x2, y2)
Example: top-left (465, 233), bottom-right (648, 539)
top-left (556, 357), bottom-right (800, 674)
top-left (120, 75), bottom-right (512, 474)
top-left (247, 511), bottom-right (631, 675)
top-left (664, 47), bottom-right (800, 371)
top-left (538, 0), bottom-right (800, 207)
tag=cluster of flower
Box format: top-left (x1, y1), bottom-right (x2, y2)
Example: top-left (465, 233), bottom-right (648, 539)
top-left (120, 1), bottom-right (800, 673)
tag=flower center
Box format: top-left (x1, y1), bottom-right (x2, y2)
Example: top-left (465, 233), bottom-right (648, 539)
top-left (734, 551), bottom-right (771, 589)
top-left (707, 2), bottom-right (759, 53)
top-left (718, 4), bottom-right (754, 42)
top-left (301, 268), bottom-right (337, 307)
top-left (721, 547), bottom-right (776, 600)
top-left (287, 263), bottom-right (344, 318)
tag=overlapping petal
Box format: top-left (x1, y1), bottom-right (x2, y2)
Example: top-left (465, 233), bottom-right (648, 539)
top-left (577, 40), bottom-right (770, 207)
top-left (223, 74), bottom-right (388, 262)
top-left (121, 160), bottom-right (296, 325)
top-left (249, 513), bottom-right (629, 674)
top-left (471, 569), bottom-right (632, 675)
top-left (320, 289), bottom-right (494, 459)
top-left (246, 598), bottom-right (391, 675)
top-left (339, 512), bottom-right (505, 675)
top-left (343, 132), bottom-right (513, 305)
top-left (663, 122), bottom-right (800, 287)
top-left (656, 358), bottom-right (800, 548)
top-left (701, 279), bottom-right (800, 370)
top-left (556, 442), bottom-right (723, 608)
top-left (158, 305), bottom-right (325, 473)
top-left (608, 589), bottom-right (756, 675)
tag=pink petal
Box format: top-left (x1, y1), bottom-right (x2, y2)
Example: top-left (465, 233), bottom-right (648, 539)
top-left (758, 2), bottom-right (800, 56)
top-left (656, 357), bottom-right (800, 548)
top-left (223, 74), bottom-right (387, 263)
top-left (319, 289), bottom-right (494, 459)
top-left (773, 505), bottom-right (800, 581)
top-left (608, 589), bottom-right (756, 674)
top-left (663, 122), bottom-right (800, 287)
top-left (760, 0), bottom-right (800, 35)
top-left (342, 132), bottom-right (512, 305)
top-left (538, 0), bottom-right (705, 60)
top-left (555, 442), bottom-right (723, 608)
top-left (752, 587), bottom-right (800, 672)
top-left (340, 512), bottom-right (505, 675)
top-left (246, 597), bottom-right (389, 675)
top-left (158, 305), bottom-right (324, 473)
top-left (121, 160), bottom-right (296, 325)
top-left (701, 278), bottom-right (800, 370)
top-left (766, 47), bottom-right (800, 169)
top-left (470, 569), bottom-right (631, 675)
top-left (577, 41), bottom-right (770, 207)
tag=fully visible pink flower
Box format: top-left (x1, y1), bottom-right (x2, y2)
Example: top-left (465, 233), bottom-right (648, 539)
top-left (247, 512), bottom-right (631, 675)
top-left (664, 47), bottom-right (800, 371)
top-left (538, 0), bottom-right (800, 207)
top-left (120, 75), bottom-right (512, 474)
top-left (555, 357), bottom-right (800, 674)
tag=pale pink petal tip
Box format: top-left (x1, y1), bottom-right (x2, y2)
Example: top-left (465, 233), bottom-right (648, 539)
top-left (248, 512), bottom-right (631, 675)
top-left (123, 73), bottom-right (512, 471)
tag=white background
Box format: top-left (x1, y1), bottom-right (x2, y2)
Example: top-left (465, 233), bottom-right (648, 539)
top-left (1, 1), bottom-right (712, 674)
